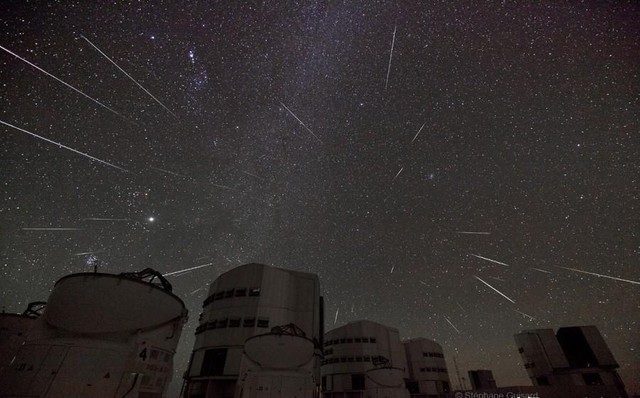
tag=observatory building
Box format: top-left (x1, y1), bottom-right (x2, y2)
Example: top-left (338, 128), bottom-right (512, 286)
top-left (321, 320), bottom-right (410, 398)
top-left (0, 269), bottom-right (188, 398)
top-left (182, 263), bottom-right (323, 398)
top-left (515, 326), bottom-right (627, 391)
top-left (403, 338), bottom-right (451, 396)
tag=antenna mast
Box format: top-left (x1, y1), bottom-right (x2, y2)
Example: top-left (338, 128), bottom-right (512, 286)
top-left (453, 354), bottom-right (464, 390)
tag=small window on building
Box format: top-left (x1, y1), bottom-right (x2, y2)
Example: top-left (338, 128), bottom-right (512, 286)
top-left (249, 287), bottom-right (261, 296)
top-left (362, 337), bottom-right (369, 343)
top-left (322, 376), bottom-right (327, 390)
top-left (355, 338), bottom-right (362, 343)
top-left (583, 373), bottom-right (604, 386)
top-left (352, 374), bottom-right (365, 390)
top-left (257, 318), bottom-right (269, 328)
top-left (363, 356), bottom-right (371, 362)
top-left (442, 381), bottom-right (450, 392)
top-left (355, 356), bottom-right (362, 362)
top-left (347, 357), bottom-right (354, 362)
top-left (214, 291), bottom-right (224, 300)
top-left (340, 338), bottom-right (346, 344)
top-left (229, 317), bottom-right (241, 327)
top-left (243, 318), bottom-right (256, 327)
top-left (346, 338), bottom-right (353, 343)
top-left (150, 349), bottom-right (159, 359)
top-left (406, 380), bottom-right (419, 394)
top-left (536, 376), bottom-right (550, 386)
top-left (225, 289), bottom-right (235, 298)
top-left (340, 357), bottom-right (347, 363)
top-left (370, 337), bottom-right (376, 343)
top-left (518, 347), bottom-right (524, 353)
top-left (235, 288), bottom-right (247, 297)
top-left (217, 318), bottom-right (228, 328)
top-left (207, 321), bottom-right (217, 330)
top-left (201, 348), bottom-right (227, 376)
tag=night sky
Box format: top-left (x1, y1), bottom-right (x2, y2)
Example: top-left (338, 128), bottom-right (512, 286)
top-left (1, 0), bottom-right (639, 395)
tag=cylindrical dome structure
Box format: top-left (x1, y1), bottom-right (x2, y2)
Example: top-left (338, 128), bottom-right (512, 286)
top-left (45, 273), bottom-right (185, 334)
top-left (244, 333), bottom-right (315, 370)
top-left (0, 271), bottom-right (188, 398)
top-left (402, 338), bottom-right (451, 395)
top-left (321, 320), bottom-right (410, 398)
top-left (183, 263), bottom-right (323, 398)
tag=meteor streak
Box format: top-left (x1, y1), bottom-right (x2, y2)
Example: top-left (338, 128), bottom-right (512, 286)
top-left (471, 254), bottom-right (509, 267)
top-left (393, 167), bottom-right (404, 180)
top-left (74, 251), bottom-right (101, 256)
top-left (239, 170), bottom-right (265, 180)
top-left (80, 35), bottom-right (177, 119)
top-left (150, 166), bottom-right (192, 179)
top-left (23, 228), bottom-right (83, 231)
top-left (1, 120), bottom-right (129, 172)
top-left (0, 45), bottom-right (126, 120)
top-left (444, 316), bottom-right (461, 334)
top-left (531, 267), bottom-right (552, 274)
top-left (411, 122), bottom-right (426, 143)
top-left (280, 102), bottom-right (322, 142)
top-left (211, 183), bottom-right (237, 191)
top-left (390, 265), bottom-right (395, 273)
top-left (514, 309), bottom-right (536, 321)
top-left (557, 266), bottom-right (640, 286)
top-left (456, 231), bottom-right (491, 235)
top-left (384, 25), bottom-right (397, 90)
top-left (474, 275), bottom-right (516, 303)
top-left (334, 307), bottom-right (339, 324)
top-left (163, 262), bottom-right (214, 277)
top-left (83, 218), bottom-right (130, 221)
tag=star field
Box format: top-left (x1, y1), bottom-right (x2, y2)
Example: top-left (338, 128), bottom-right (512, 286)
top-left (1, 1), bottom-right (639, 395)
